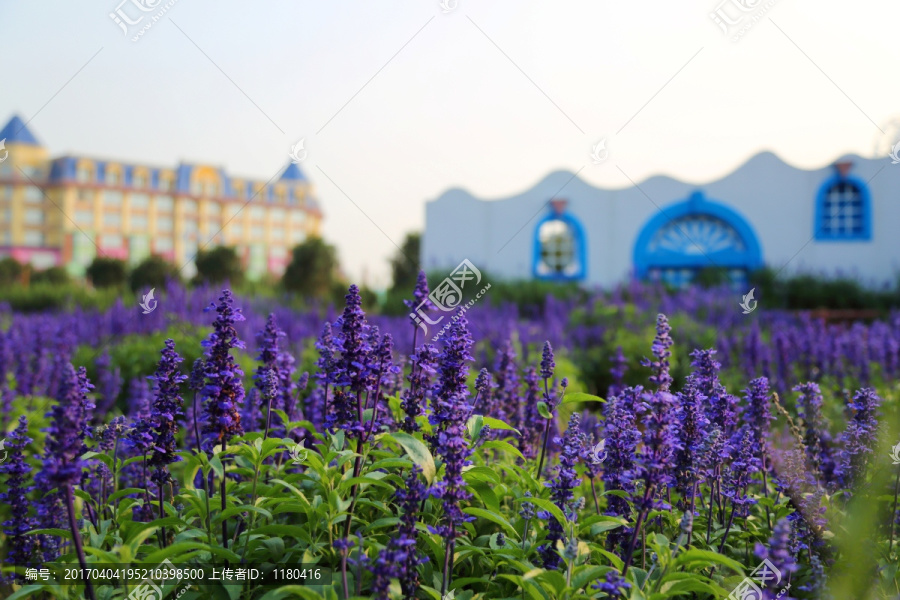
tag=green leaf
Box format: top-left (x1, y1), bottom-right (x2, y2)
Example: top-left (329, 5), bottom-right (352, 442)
top-left (561, 392), bottom-right (605, 404)
top-left (479, 416), bottom-right (521, 435)
top-left (481, 440), bottom-right (526, 461)
top-left (537, 401), bottom-right (552, 419)
top-left (466, 415), bottom-right (485, 439)
top-left (463, 507), bottom-right (518, 538)
top-left (673, 548), bottom-right (745, 574)
top-left (385, 432), bottom-right (436, 484)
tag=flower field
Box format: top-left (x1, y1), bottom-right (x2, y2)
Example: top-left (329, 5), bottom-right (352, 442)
top-left (1, 278), bottom-right (899, 599)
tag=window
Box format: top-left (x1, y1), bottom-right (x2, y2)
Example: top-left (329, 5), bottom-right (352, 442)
top-left (251, 225), bottom-right (265, 239)
top-left (107, 170), bottom-right (120, 186)
top-left (2, 186), bottom-right (12, 200)
top-left (133, 173), bottom-right (147, 188)
top-left (206, 202), bottom-right (222, 216)
top-left (76, 210), bottom-right (94, 227)
top-left (250, 206), bottom-right (265, 220)
top-left (159, 178), bottom-right (172, 192)
top-left (25, 186), bottom-right (43, 203)
top-left (104, 191), bottom-right (123, 206)
top-left (157, 217), bottom-right (173, 232)
top-left (101, 234), bottom-right (123, 248)
top-left (130, 193), bottom-right (150, 209)
top-left (231, 223), bottom-right (243, 238)
top-left (78, 189), bottom-right (95, 203)
top-left (533, 207), bottom-right (586, 281)
top-left (270, 208), bottom-right (286, 221)
top-left (815, 174), bottom-right (871, 240)
top-left (24, 208), bottom-right (44, 225)
top-left (271, 226), bottom-right (285, 241)
top-left (290, 229), bottom-right (306, 244)
top-left (205, 182), bottom-right (218, 197)
top-left (184, 219), bottom-right (198, 233)
top-left (633, 191), bottom-right (762, 288)
top-left (24, 231), bottom-right (44, 247)
top-left (104, 212), bottom-right (122, 228)
top-left (155, 237), bottom-right (173, 252)
top-left (155, 195), bottom-right (174, 211)
top-left (191, 181), bottom-right (202, 196)
top-left (182, 199), bottom-right (198, 213)
top-left (77, 167), bottom-right (93, 183)
top-left (131, 214), bottom-right (148, 230)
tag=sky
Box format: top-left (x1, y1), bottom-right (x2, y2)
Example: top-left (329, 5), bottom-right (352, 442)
top-left (2, 0), bottom-right (898, 288)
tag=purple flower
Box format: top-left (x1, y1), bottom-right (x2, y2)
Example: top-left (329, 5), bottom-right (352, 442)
top-left (372, 466), bottom-right (427, 600)
top-left (126, 377), bottom-right (152, 421)
top-left (593, 570), bottom-right (631, 599)
top-left (691, 349), bottom-right (738, 438)
top-left (519, 367), bottom-right (543, 460)
top-left (744, 377), bottom-right (774, 450)
top-left (723, 426), bottom-right (760, 518)
top-left (473, 368), bottom-right (492, 411)
top-left (0, 416), bottom-right (37, 578)
top-left (401, 344), bottom-right (438, 433)
top-left (428, 315), bottom-right (475, 542)
top-left (94, 349), bottom-right (122, 417)
top-left (147, 339), bottom-right (187, 486)
top-left (492, 341), bottom-right (521, 429)
top-left (538, 413), bottom-right (583, 570)
top-left (673, 374), bottom-right (710, 502)
top-left (836, 388), bottom-right (881, 489)
top-left (41, 364), bottom-right (95, 489)
top-left (335, 285), bottom-right (373, 395)
top-left (642, 314), bottom-right (673, 392)
top-left (405, 270), bottom-right (433, 312)
top-left (252, 314), bottom-right (286, 433)
top-left (635, 389), bottom-right (680, 511)
top-left (201, 290), bottom-right (246, 452)
top-left (608, 345), bottom-right (628, 397)
top-left (793, 382), bottom-right (836, 483)
top-left (540, 341), bottom-right (556, 381)
top-left (602, 387), bottom-right (641, 549)
top-left (754, 517), bottom-right (798, 593)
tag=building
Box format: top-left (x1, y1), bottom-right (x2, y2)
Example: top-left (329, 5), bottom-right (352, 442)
top-left (0, 114), bottom-right (322, 279)
top-left (423, 151), bottom-right (900, 287)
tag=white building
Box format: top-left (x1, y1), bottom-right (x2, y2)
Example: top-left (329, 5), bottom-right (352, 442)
top-left (422, 152), bottom-right (900, 287)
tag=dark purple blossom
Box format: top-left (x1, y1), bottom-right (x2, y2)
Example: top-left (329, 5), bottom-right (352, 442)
top-left (673, 374), bottom-right (710, 502)
top-left (201, 290), bottom-right (246, 452)
top-left (642, 314), bottom-right (673, 392)
top-left (147, 339), bottom-right (187, 486)
top-left (538, 413), bottom-right (582, 570)
top-left (540, 341), bottom-right (555, 381)
top-left (401, 344), bottom-right (438, 433)
top-left (0, 416), bottom-right (36, 578)
top-left (593, 569), bottom-right (631, 599)
top-left (836, 388), bottom-right (881, 489)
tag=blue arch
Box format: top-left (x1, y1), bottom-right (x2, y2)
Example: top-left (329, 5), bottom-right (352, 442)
top-left (814, 172), bottom-right (872, 241)
top-left (633, 190), bottom-right (762, 281)
top-left (532, 210), bottom-right (587, 281)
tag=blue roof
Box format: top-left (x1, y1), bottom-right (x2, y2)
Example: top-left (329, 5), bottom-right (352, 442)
top-left (279, 162), bottom-right (307, 181)
top-left (0, 114), bottom-right (41, 146)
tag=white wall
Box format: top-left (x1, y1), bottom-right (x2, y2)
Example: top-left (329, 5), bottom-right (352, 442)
top-left (422, 152), bottom-right (900, 286)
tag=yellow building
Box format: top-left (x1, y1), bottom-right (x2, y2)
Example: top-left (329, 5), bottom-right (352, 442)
top-left (0, 114), bottom-right (322, 279)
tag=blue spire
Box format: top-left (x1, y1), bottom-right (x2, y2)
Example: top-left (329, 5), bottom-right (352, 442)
top-left (279, 162), bottom-right (307, 181)
top-left (0, 114), bottom-right (41, 146)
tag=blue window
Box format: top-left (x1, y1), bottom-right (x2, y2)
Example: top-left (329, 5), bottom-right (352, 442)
top-left (633, 191), bottom-right (762, 287)
top-left (815, 173), bottom-right (871, 240)
top-left (532, 209), bottom-right (586, 281)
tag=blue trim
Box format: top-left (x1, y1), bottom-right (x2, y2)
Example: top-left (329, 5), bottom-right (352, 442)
top-left (531, 210), bottom-right (587, 281)
top-left (633, 190), bottom-right (762, 279)
top-left (813, 173), bottom-right (872, 241)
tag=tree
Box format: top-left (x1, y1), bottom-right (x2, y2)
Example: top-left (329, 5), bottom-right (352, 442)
top-left (86, 257), bottom-right (128, 289)
top-left (193, 246), bottom-right (244, 287)
top-left (282, 237), bottom-right (339, 300)
top-left (390, 232), bottom-right (421, 293)
top-left (32, 266), bottom-right (71, 285)
top-left (129, 255), bottom-right (180, 292)
top-left (0, 257), bottom-right (25, 286)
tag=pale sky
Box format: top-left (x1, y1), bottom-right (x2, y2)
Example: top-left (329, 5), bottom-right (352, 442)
top-left (2, 0), bottom-right (898, 288)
